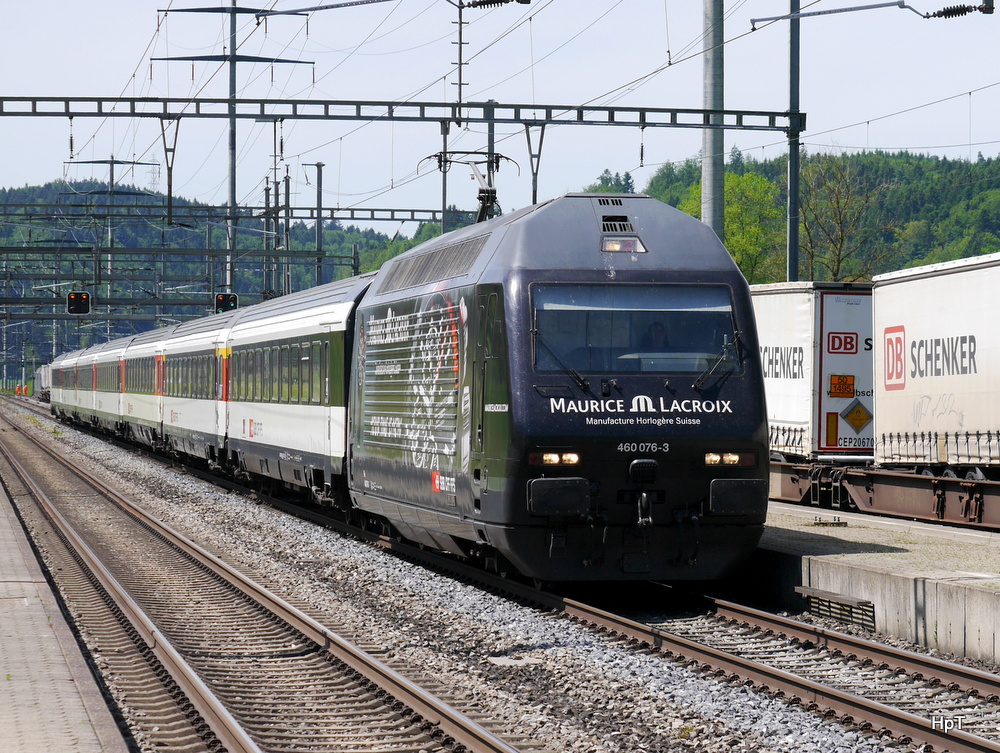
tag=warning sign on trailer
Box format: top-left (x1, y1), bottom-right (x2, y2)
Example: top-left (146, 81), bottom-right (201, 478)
top-left (829, 374), bottom-right (855, 399)
top-left (840, 398), bottom-right (873, 434)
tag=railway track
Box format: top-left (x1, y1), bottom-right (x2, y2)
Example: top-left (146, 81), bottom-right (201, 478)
top-left (415, 561), bottom-right (1000, 752)
top-left (0, 405), bottom-right (538, 753)
top-left (12, 397), bottom-right (1000, 751)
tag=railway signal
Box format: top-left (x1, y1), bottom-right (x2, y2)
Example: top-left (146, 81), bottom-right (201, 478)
top-left (66, 291), bottom-right (91, 314)
top-left (215, 293), bottom-right (238, 314)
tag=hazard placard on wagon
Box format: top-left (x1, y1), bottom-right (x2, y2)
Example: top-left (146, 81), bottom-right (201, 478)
top-left (829, 374), bottom-right (855, 399)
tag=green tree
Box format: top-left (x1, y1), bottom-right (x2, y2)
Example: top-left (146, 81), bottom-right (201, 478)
top-left (677, 172), bottom-right (785, 284)
top-left (643, 158), bottom-right (701, 207)
top-left (798, 153), bottom-right (899, 281)
top-left (585, 169), bottom-right (635, 194)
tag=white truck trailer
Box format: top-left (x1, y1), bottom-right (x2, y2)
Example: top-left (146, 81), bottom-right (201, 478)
top-left (749, 262), bottom-right (1000, 528)
top-left (751, 282), bottom-right (873, 505)
top-left (751, 281), bottom-right (874, 459)
top-left (873, 254), bottom-right (1000, 471)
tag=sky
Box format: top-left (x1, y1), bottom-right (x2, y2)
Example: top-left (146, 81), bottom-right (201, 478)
top-left (1, 0), bottom-right (997, 235)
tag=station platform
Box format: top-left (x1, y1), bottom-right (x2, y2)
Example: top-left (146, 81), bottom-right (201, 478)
top-left (739, 501), bottom-right (1000, 663)
top-left (0, 485), bottom-right (129, 752)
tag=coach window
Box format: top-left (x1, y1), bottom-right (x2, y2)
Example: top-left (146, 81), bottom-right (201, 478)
top-left (229, 354), bottom-right (236, 401)
top-left (289, 345), bottom-right (301, 403)
top-left (240, 351), bottom-right (248, 401)
top-left (267, 347), bottom-right (276, 402)
top-left (299, 345), bottom-right (311, 404)
top-left (230, 353), bottom-right (237, 401)
top-left (248, 352), bottom-right (255, 401)
top-left (280, 346), bottom-right (290, 402)
top-left (244, 351), bottom-right (251, 401)
top-left (237, 350), bottom-right (250, 400)
top-left (311, 342), bottom-right (322, 404)
top-left (241, 351), bottom-right (248, 401)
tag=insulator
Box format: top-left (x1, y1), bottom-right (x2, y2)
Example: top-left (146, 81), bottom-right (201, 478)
top-left (930, 4), bottom-right (973, 17)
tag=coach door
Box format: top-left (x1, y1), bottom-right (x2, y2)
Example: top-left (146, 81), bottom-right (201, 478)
top-left (472, 290), bottom-right (506, 507)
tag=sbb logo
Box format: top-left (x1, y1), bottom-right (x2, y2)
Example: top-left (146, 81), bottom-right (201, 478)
top-left (828, 332), bottom-right (858, 354)
top-left (884, 326), bottom-right (906, 391)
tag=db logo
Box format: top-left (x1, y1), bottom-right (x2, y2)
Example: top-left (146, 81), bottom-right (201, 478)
top-left (884, 326), bottom-right (906, 391)
top-left (827, 332), bottom-right (858, 354)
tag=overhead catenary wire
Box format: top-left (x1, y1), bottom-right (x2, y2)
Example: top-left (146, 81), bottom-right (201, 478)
top-left (44, 1), bottom-right (1000, 228)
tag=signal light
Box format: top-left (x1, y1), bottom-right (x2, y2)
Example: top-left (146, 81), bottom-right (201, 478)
top-left (215, 293), bottom-right (239, 314)
top-left (67, 291), bottom-right (91, 314)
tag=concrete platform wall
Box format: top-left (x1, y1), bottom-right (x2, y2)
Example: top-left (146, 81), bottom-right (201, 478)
top-left (737, 546), bottom-right (1000, 663)
top-left (801, 555), bottom-right (1000, 663)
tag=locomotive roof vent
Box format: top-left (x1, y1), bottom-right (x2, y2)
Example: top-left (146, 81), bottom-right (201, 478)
top-left (378, 234), bottom-right (489, 294)
top-left (602, 214), bottom-right (634, 233)
top-left (598, 197), bottom-right (624, 206)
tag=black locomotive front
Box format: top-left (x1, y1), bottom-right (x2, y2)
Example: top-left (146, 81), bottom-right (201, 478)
top-left (349, 193), bottom-right (769, 582)
top-left (477, 269), bottom-right (768, 581)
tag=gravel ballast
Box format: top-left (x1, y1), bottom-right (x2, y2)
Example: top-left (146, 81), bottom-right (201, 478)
top-left (15, 407), bottom-right (909, 753)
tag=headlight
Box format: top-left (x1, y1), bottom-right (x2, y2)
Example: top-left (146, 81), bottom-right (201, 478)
top-left (704, 451), bottom-right (756, 467)
top-left (529, 451), bottom-right (581, 466)
top-left (601, 236), bottom-right (647, 254)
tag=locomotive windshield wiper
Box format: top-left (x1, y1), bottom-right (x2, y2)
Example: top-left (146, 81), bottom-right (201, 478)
top-left (534, 330), bottom-right (589, 391)
top-left (692, 332), bottom-right (740, 392)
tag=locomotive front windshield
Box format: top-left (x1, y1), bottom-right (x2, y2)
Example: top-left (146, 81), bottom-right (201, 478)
top-left (532, 283), bottom-right (739, 374)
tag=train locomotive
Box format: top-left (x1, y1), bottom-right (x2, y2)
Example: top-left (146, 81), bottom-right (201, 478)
top-left (49, 193), bottom-right (770, 581)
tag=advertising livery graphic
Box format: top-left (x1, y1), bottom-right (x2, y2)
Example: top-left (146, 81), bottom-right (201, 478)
top-left (361, 292), bottom-right (465, 470)
top-left (547, 395), bottom-right (732, 427)
top-left (884, 325), bottom-right (979, 392)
